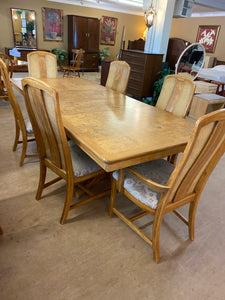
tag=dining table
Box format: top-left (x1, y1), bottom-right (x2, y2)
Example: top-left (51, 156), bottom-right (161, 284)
top-left (10, 77), bottom-right (194, 172)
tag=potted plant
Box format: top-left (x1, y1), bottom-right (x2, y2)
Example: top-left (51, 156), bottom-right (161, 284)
top-left (26, 20), bottom-right (34, 33)
top-left (50, 48), bottom-right (68, 70)
top-left (99, 47), bottom-right (110, 65)
top-left (151, 67), bottom-right (172, 106)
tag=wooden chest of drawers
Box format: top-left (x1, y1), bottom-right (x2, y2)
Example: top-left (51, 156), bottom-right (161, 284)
top-left (83, 52), bottom-right (99, 71)
top-left (121, 50), bottom-right (163, 99)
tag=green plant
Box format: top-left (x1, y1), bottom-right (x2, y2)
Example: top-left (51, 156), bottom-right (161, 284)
top-left (50, 48), bottom-right (68, 66)
top-left (26, 21), bottom-right (34, 33)
top-left (152, 68), bottom-right (172, 106)
top-left (99, 47), bottom-right (110, 65)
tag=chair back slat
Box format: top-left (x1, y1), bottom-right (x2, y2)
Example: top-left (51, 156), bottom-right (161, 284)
top-left (156, 75), bottom-right (195, 117)
top-left (27, 51), bottom-right (57, 78)
top-left (167, 110), bottom-right (225, 203)
top-left (105, 61), bottom-right (131, 94)
top-left (23, 78), bottom-right (72, 171)
top-left (72, 49), bottom-right (83, 69)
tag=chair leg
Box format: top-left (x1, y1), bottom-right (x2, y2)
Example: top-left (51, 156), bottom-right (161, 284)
top-left (13, 121), bottom-right (20, 152)
top-left (36, 161), bottom-right (46, 200)
top-left (63, 70), bottom-right (69, 78)
top-left (60, 179), bottom-right (74, 224)
top-left (109, 178), bottom-right (117, 217)
top-left (19, 135), bottom-right (28, 166)
top-left (152, 211), bottom-right (164, 263)
top-left (167, 153), bottom-right (178, 165)
top-left (188, 201), bottom-right (197, 240)
top-left (0, 225), bottom-right (3, 235)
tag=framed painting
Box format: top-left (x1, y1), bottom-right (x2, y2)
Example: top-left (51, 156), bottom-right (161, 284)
top-left (100, 16), bottom-right (118, 46)
top-left (196, 25), bottom-right (220, 53)
top-left (42, 7), bottom-right (63, 41)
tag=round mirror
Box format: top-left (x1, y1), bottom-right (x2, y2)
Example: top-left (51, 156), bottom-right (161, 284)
top-left (175, 43), bottom-right (205, 80)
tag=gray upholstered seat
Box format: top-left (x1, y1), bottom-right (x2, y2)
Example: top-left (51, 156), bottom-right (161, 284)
top-left (69, 140), bottom-right (102, 177)
top-left (113, 159), bottom-right (175, 210)
top-left (24, 115), bottom-right (33, 133)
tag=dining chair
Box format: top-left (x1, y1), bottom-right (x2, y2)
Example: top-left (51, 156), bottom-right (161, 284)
top-left (0, 53), bottom-right (13, 100)
top-left (156, 74), bottom-right (196, 117)
top-left (109, 109), bottom-right (225, 263)
top-left (0, 59), bottom-right (37, 166)
top-left (105, 61), bottom-right (131, 94)
top-left (63, 49), bottom-right (84, 78)
top-left (27, 51), bottom-right (58, 78)
top-left (156, 74), bottom-right (196, 164)
top-left (22, 77), bottom-right (109, 224)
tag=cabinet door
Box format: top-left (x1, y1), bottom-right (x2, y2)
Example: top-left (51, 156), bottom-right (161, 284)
top-left (87, 18), bottom-right (100, 52)
top-left (71, 16), bottom-right (88, 50)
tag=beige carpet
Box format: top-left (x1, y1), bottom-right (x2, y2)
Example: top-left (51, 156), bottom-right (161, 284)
top-left (0, 73), bottom-right (225, 300)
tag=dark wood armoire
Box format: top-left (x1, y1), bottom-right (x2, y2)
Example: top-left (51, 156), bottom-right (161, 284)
top-left (68, 15), bottom-right (100, 71)
top-left (166, 38), bottom-right (190, 71)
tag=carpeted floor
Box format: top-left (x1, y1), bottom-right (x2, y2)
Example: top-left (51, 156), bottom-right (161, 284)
top-left (0, 72), bottom-right (225, 299)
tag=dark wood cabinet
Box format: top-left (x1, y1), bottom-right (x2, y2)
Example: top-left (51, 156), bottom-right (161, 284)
top-left (100, 58), bottom-right (113, 86)
top-left (127, 39), bottom-right (145, 51)
top-left (166, 38), bottom-right (190, 70)
top-left (68, 15), bottom-right (100, 71)
top-left (5, 47), bottom-right (37, 61)
top-left (121, 50), bottom-right (163, 99)
top-left (5, 47), bottom-right (48, 72)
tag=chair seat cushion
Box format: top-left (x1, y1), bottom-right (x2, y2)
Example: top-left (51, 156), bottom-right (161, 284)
top-left (24, 115), bottom-right (33, 133)
top-left (113, 159), bottom-right (175, 210)
top-left (69, 140), bottom-right (102, 177)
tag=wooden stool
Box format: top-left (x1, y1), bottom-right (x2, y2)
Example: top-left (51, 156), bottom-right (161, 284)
top-left (189, 93), bottom-right (225, 120)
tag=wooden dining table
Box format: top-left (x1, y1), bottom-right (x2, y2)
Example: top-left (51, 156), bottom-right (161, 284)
top-left (10, 77), bottom-right (194, 172)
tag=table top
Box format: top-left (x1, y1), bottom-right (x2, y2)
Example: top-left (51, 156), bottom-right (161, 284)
top-left (11, 77), bottom-right (194, 172)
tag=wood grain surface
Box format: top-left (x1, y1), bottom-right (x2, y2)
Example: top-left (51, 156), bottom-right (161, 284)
top-left (12, 77), bottom-right (194, 171)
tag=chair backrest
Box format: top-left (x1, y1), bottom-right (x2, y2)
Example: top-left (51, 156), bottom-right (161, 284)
top-left (27, 51), bottom-right (57, 78)
top-left (0, 59), bottom-right (26, 131)
top-left (105, 61), bottom-right (131, 94)
top-left (22, 77), bottom-right (73, 173)
top-left (156, 74), bottom-right (195, 117)
top-left (165, 109), bottom-right (225, 204)
top-left (72, 49), bottom-right (84, 69)
top-left (0, 53), bottom-right (13, 78)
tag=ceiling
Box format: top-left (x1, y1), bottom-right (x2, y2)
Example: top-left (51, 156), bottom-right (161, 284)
top-left (47, 0), bottom-right (225, 16)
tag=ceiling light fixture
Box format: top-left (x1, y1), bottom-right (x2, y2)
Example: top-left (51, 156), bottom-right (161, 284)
top-left (144, 5), bottom-right (156, 28)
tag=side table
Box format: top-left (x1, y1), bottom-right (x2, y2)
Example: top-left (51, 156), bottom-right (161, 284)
top-left (194, 81), bottom-right (217, 94)
top-left (189, 93), bottom-right (225, 120)
top-left (12, 60), bottom-right (28, 72)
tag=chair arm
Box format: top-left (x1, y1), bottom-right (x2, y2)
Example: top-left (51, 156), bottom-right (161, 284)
top-left (126, 167), bottom-right (170, 193)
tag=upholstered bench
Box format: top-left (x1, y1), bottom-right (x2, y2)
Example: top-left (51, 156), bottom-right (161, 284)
top-left (189, 93), bottom-right (225, 120)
